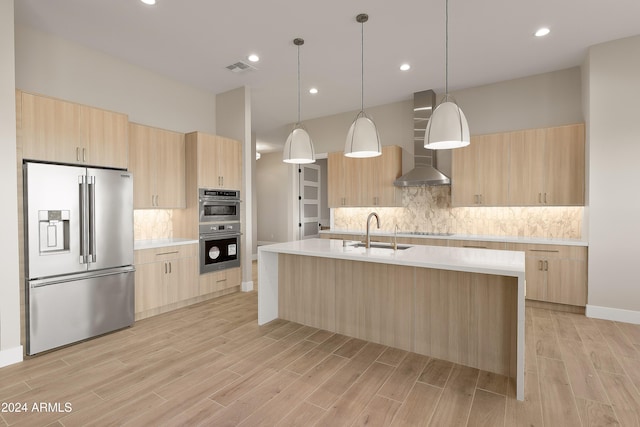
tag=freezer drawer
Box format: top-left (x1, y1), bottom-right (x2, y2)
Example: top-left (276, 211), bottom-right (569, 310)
top-left (27, 267), bottom-right (135, 355)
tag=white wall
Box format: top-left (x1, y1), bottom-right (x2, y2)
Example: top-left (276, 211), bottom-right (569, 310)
top-left (216, 87), bottom-right (254, 291)
top-left (256, 152), bottom-right (294, 244)
top-left (0, 0), bottom-right (23, 367)
top-left (586, 35), bottom-right (640, 322)
top-left (15, 24), bottom-right (216, 133)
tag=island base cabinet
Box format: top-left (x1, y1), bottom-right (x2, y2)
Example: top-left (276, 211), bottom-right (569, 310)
top-left (278, 255), bottom-right (336, 332)
top-left (334, 260), bottom-right (414, 352)
top-left (415, 269), bottom-right (518, 377)
top-left (276, 254), bottom-right (519, 378)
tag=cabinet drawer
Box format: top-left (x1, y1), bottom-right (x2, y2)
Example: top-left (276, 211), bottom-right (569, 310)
top-left (135, 244), bottom-right (198, 264)
top-left (449, 240), bottom-right (506, 250)
top-left (506, 243), bottom-right (586, 260)
top-left (199, 267), bottom-right (241, 295)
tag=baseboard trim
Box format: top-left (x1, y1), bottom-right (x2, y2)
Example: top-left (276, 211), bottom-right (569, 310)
top-left (525, 299), bottom-right (585, 314)
top-left (0, 345), bottom-right (24, 368)
top-left (586, 304), bottom-right (640, 325)
top-left (241, 280), bottom-right (254, 292)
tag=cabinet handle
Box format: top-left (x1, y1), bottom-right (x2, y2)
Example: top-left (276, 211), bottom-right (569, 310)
top-left (76, 147), bottom-right (80, 161)
top-left (83, 148), bottom-right (86, 162)
top-left (164, 262), bottom-right (168, 274)
top-left (156, 251), bottom-right (179, 256)
top-left (222, 176), bottom-right (224, 187)
top-left (544, 260), bottom-right (548, 271)
top-left (538, 260), bottom-right (543, 270)
top-left (463, 245), bottom-right (488, 249)
top-left (544, 193), bottom-right (547, 204)
top-left (169, 262), bottom-right (172, 274)
top-left (479, 194), bottom-right (483, 204)
top-left (529, 249), bottom-right (560, 253)
top-left (156, 195), bottom-right (159, 206)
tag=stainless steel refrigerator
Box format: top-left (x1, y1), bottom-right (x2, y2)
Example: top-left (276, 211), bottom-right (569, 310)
top-left (24, 162), bottom-right (135, 355)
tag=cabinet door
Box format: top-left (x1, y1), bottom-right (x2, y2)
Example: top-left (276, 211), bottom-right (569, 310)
top-left (84, 107), bottom-right (128, 169)
top-left (525, 256), bottom-right (547, 301)
top-left (134, 262), bottom-right (165, 313)
top-left (155, 129), bottom-right (186, 208)
top-left (165, 256), bottom-right (198, 304)
top-left (544, 124), bottom-right (585, 206)
top-left (196, 132), bottom-right (221, 188)
top-left (327, 152), bottom-right (346, 207)
top-left (546, 258), bottom-right (587, 306)
top-left (377, 146), bottom-right (402, 206)
top-left (478, 133), bottom-right (509, 206)
top-left (217, 136), bottom-right (242, 190)
top-left (508, 129), bottom-right (545, 206)
top-left (451, 137), bottom-right (479, 206)
top-left (21, 93), bottom-right (83, 164)
top-left (128, 123), bottom-right (156, 208)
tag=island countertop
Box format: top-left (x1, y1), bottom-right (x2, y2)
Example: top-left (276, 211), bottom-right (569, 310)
top-left (258, 238), bottom-right (525, 277)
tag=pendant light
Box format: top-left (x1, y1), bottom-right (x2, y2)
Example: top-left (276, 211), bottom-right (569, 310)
top-left (283, 38), bottom-right (316, 164)
top-left (424, 0), bottom-right (470, 150)
top-left (344, 13), bottom-right (382, 158)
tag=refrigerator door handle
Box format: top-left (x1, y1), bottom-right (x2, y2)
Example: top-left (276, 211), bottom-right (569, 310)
top-left (79, 175), bottom-right (88, 264)
top-left (88, 175), bottom-right (97, 263)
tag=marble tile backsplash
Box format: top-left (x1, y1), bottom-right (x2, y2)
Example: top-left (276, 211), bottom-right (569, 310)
top-left (134, 210), bottom-right (173, 240)
top-left (333, 186), bottom-right (582, 239)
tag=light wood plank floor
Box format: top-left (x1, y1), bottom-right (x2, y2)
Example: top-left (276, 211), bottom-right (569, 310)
top-left (1, 263), bottom-right (640, 426)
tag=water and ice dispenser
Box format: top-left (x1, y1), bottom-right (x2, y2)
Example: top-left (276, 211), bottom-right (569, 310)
top-left (38, 210), bottom-right (70, 254)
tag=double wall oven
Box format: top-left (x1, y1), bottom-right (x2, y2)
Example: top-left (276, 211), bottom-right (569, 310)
top-left (198, 189), bottom-right (241, 274)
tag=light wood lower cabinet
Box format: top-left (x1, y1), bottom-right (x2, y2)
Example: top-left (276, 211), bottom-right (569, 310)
top-left (134, 244), bottom-right (198, 314)
top-left (507, 243), bottom-right (587, 306)
top-left (200, 267), bottom-right (241, 295)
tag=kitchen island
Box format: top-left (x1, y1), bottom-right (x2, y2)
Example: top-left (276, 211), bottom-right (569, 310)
top-left (258, 238), bottom-right (526, 400)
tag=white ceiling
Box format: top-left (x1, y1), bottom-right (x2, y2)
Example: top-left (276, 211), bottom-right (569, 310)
top-left (14, 0), bottom-right (640, 152)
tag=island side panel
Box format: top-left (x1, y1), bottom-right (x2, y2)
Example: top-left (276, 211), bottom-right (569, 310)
top-left (277, 254), bottom-right (336, 331)
top-left (257, 249), bottom-right (279, 325)
top-left (415, 268), bottom-right (518, 377)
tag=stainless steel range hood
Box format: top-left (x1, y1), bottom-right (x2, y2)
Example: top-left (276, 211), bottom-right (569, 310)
top-left (394, 90), bottom-right (451, 186)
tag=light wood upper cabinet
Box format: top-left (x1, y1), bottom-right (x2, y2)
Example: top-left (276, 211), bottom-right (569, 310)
top-left (509, 124), bottom-right (585, 206)
top-left (544, 124), bottom-right (585, 206)
top-left (453, 123), bottom-right (585, 207)
top-left (508, 129), bottom-right (546, 205)
top-left (128, 123), bottom-right (185, 209)
top-left (452, 133), bottom-right (509, 206)
top-left (20, 92), bottom-right (128, 169)
top-left (328, 145), bottom-right (402, 207)
top-left (190, 132), bottom-right (242, 190)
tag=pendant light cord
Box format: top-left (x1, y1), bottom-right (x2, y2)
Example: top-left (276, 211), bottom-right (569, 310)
top-left (297, 43), bottom-right (301, 123)
top-left (445, 0), bottom-right (449, 95)
top-left (361, 19), bottom-right (364, 111)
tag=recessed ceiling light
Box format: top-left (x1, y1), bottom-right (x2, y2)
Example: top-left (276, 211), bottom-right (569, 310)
top-left (400, 63), bottom-right (411, 71)
top-left (534, 27), bottom-right (550, 37)
top-left (309, 88), bottom-right (318, 94)
top-left (140, 0), bottom-right (156, 5)
top-left (248, 54), bottom-right (260, 62)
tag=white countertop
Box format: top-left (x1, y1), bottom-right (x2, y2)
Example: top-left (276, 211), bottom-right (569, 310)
top-left (320, 229), bottom-right (588, 247)
top-left (259, 238), bottom-right (525, 277)
top-left (134, 238), bottom-right (198, 251)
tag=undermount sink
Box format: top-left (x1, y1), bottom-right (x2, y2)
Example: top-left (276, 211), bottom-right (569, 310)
top-left (349, 242), bottom-right (412, 251)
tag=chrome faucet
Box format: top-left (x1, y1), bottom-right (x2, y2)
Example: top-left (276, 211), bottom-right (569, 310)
top-left (365, 212), bottom-right (380, 248)
top-left (393, 224), bottom-right (399, 250)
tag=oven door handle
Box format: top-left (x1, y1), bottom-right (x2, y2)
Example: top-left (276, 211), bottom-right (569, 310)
top-left (200, 232), bottom-right (242, 239)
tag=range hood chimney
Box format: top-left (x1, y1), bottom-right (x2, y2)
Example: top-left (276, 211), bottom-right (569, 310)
top-left (394, 90), bottom-right (451, 186)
